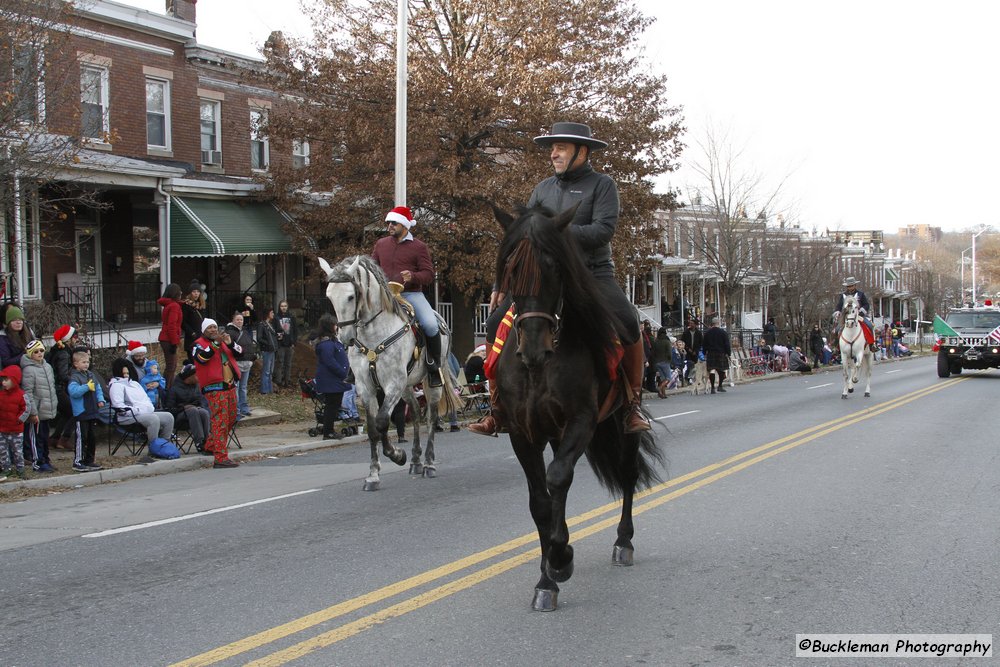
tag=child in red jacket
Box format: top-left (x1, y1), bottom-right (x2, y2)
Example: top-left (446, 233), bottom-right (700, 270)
top-left (0, 364), bottom-right (30, 480)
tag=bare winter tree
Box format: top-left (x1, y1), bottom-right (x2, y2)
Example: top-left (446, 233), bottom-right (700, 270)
top-left (258, 0), bottom-right (684, 301)
top-left (762, 234), bottom-right (841, 346)
top-left (1, 0), bottom-right (109, 266)
top-left (684, 124), bottom-right (793, 320)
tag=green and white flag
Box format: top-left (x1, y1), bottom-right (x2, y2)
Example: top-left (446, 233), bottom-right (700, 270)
top-left (933, 315), bottom-right (958, 336)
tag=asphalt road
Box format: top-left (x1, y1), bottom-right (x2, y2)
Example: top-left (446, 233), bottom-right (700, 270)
top-left (2, 356), bottom-right (998, 667)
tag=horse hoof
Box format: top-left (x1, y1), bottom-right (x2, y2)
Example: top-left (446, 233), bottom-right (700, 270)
top-left (841, 394), bottom-right (848, 400)
top-left (363, 480), bottom-right (380, 492)
top-left (546, 558), bottom-right (574, 583)
top-left (864, 392), bottom-right (870, 397)
top-left (612, 545), bottom-right (634, 567)
top-left (531, 588), bottom-right (558, 612)
top-left (423, 466), bottom-right (437, 479)
top-left (387, 450), bottom-right (407, 467)
top-left (409, 463), bottom-right (424, 476)
top-left (848, 388), bottom-right (854, 393)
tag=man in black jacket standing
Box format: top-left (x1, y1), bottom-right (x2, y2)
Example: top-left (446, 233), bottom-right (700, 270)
top-left (471, 121), bottom-right (649, 435)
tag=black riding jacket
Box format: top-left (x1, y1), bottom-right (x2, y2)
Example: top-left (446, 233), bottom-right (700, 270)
top-left (835, 289), bottom-right (871, 314)
top-left (527, 163), bottom-right (619, 274)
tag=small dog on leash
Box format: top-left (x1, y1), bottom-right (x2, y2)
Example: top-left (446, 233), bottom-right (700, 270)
top-left (690, 360), bottom-right (709, 395)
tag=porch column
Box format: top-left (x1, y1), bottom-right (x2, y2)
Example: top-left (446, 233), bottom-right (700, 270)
top-left (155, 183), bottom-right (170, 290)
top-left (12, 168), bottom-right (25, 301)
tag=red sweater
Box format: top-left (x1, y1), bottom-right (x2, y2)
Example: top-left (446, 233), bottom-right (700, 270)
top-left (158, 297), bottom-right (182, 345)
top-left (192, 336), bottom-right (241, 389)
top-left (371, 235), bottom-right (434, 291)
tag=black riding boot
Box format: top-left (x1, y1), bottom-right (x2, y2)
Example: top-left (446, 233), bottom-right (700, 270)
top-left (425, 333), bottom-right (443, 387)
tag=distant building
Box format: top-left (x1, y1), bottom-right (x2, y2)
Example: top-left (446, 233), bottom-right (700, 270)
top-left (898, 224), bottom-right (942, 242)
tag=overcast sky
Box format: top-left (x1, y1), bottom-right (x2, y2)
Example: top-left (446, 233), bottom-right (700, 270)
top-left (120, 0), bottom-right (1000, 235)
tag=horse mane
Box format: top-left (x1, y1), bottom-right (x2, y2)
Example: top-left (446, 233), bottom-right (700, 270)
top-left (497, 206), bottom-right (621, 370)
top-left (329, 255), bottom-right (410, 321)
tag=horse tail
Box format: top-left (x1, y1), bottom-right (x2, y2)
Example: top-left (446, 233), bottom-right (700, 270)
top-left (437, 366), bottom-right (462, 416)
top-left (584, 423), bottom-right (664, 496)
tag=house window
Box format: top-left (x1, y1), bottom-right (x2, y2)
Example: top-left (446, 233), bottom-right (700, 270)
top-left (292, 139), bottom-right (310, 169)
top-left (145, 78), bottom-right (170, 149)
top-left (12, 44), bottom-right (45, 124)
top-left (200, 100), bottom-right (221, 165)
top-left (250, 108), bottom-right (269, 171)
top-left (19, 193), bottom-right (41, 300)
top-left (80, 64), bottom-right (109, 140)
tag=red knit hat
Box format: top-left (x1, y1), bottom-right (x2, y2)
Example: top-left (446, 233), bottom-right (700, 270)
top-left (53, 325), bottom-right (75, 343)
top-left (385, 206), bottom-right (415, 230)
top-left (126, 340), bottom-right (147, 357)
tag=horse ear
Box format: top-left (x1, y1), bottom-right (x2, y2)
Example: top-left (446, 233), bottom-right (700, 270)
top-left (553, 203), bottom-right (580, 232)
top-left (318, 257), bottom-right (333, 278)
top-left (492, 204), bottom-right (515, 231)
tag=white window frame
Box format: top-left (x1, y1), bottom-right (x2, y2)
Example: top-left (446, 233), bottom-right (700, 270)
top-left (80, 64), bottom-right (110, 141)
top-left (250, 108), bottom-right (269, 171)
top-left (19, 191), bottom-right (42, 300)
top-left (292, 139), bottom-right (310, 169)
top-left (200, 99), bottom-right (222, 164)
top-left (145, 77), bottom-right (171, 150)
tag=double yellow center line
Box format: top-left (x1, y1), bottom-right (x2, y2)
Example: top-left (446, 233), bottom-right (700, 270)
top-left (172, 376), bottom-right (967, 667)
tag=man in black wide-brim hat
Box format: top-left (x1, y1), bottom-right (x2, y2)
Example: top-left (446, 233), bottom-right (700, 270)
top-left (470, 122), bottom-right (651, 435)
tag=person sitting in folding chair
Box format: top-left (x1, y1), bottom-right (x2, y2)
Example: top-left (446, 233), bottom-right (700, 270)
top-left (165, 364), bottom-right (211, 454)
top-left (108, 359), bottom-right (174, 448)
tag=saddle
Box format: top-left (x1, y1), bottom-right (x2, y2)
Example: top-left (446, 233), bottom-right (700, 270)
top-left (486, 303), bottom-right (629, 425)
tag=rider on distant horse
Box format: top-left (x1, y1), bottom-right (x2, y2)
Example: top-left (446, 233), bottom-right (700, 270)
top-left (372, 206), bottom-right (444, 387)
top-left (833, 276), bottom-right (879, 353)
top-left (469, 121), bottom-right (651, 436)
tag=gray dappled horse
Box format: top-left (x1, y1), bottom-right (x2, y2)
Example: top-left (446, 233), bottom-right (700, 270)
top-left (838, 292), bottom-right (873, 399)
top-left (319, 256), bottom-right (460, 490)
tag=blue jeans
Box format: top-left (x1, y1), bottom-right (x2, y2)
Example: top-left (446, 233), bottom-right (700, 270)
top-left (237, 361), bottom-right (252, 414)
top-left (342, 386), bottom-right (358, 418)
top-left (260, 351), bottom-right (275, 394)
top-left (403, 291), bottom-right (439, 336)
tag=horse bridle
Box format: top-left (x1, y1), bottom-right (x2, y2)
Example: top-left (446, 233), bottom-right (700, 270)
top-left (327, 275), bottom-right (416, 390)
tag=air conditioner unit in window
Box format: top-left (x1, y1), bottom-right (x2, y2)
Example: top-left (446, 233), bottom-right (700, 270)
top-left (201, 150), bottom-right (222, 165)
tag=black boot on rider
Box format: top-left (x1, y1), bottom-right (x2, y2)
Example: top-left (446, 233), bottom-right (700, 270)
top-left (425, 333), bottom-right (443, 387)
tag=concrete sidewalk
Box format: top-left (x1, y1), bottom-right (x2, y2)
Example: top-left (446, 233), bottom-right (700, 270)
top-left (1, 410), bottom-right (373, 494)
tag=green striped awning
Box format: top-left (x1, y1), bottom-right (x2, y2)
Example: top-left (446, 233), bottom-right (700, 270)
top-left (170, 197), bottom-right (294, 257)
top-left (884, 268), bottom-right (899, 281)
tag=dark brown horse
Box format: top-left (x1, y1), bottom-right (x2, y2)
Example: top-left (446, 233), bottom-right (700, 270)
top-left (492, 205), bottom-right (663, 611)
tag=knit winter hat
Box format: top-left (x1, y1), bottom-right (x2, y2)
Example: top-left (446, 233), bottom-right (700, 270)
top-left (385, 206), bottom-right (415, 230)
top-left (53, 325), bottom-right (75, 343)
top-left (26, 340), bottom-right (45, 356)
top-left (188, 279), bottom-right (206, 293)
top-left (126, 340), bottom-right (147, 357)
top-left (179, 364), bottom-right (197, 380)
top-left (4, 305), bottom-right (25, 325)
top-left (201, 318), bottom-right (218, 333)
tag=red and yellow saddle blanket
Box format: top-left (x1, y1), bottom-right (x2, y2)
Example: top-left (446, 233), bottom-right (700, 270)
top-left (483, 305), bottom-right (624, 381)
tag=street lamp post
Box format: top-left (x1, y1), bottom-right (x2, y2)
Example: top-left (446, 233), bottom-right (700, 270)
top-left (960, 247), bottom-right (972, 305)
top-left (971, 226), bottom-right (989, 305)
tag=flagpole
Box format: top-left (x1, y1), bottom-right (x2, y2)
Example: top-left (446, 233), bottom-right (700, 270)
top-left (394, 0), bottom-right (407, 207)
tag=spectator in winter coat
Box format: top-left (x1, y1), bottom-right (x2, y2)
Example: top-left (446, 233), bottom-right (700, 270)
top-left (46, 324), bottom-right (82, 451)
top-left (0, 304), bottom-right (34, 370)
top-left (180, 280), bottom-right (206, 360)
top-left (67, 350), bottom-right (105, 472)
top-left (0, 364), bottom-right (30, 479)
top-left (157, 283), bottom-right (183, 389)
top-left (256, 307), bottom-right (279, 394)
top-left (20, 340), bottom-right (58, 472)
top-left (225, 313), bottom-right (256, 417)
top-left (274, 300), bottom-right (298, 387)
top-left (192, 319), bottom-right (240, 468)
top-left (314, 314), bottom-right (352, 440)
top-left (108, 358), bottom-right (174, 446)
top-left (165, 364), bottom-right (211, 453)
top-left (142, 359), bottom-right (167, 409)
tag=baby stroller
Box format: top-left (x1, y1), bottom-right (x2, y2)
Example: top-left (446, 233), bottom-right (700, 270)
top-left (299, 378), bottom-right (362, 438)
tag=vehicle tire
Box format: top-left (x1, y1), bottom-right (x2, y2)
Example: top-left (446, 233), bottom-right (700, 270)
top-left (308, 428), bottom-right (318, 437)
top-left (937, 352), bottom-right (951, 378)
top-left (950, 364), bottom-right (962, 375)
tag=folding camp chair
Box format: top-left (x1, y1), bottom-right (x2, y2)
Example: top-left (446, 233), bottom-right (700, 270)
top-left (459, 382), bottom-right (490, 418)
top-left (108, 406), bottom-right (149, 456)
